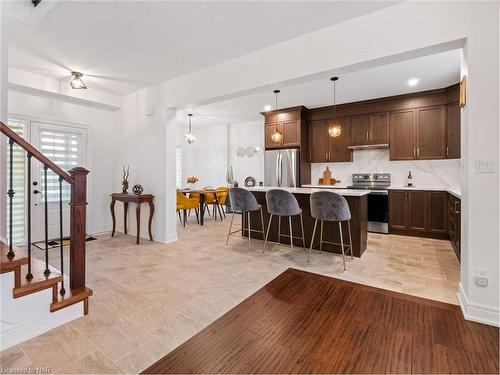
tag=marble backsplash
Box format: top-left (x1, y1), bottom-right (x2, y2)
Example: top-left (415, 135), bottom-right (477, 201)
top-left (311, 149), bottom-right (461, 189)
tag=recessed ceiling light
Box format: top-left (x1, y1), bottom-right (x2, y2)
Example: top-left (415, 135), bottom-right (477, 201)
top-left (264, 104), bottom-right (272, 111)
top-left (407, 78), bottom-right (419, 87)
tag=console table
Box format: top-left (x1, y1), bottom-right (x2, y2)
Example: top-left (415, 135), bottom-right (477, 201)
top-left (110, 193), bottom-right (155, 244)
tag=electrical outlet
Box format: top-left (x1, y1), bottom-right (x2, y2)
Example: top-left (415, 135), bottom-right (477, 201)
top-left (475, 268), bottom-right (489, 287)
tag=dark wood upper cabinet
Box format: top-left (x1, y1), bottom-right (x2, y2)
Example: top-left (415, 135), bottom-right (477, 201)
top-left (447, 102), bottom-right (460, 159)
top-left (281, 120), bottom-right (300, 147)
top-left (309, 118), bottom-right (352, 163)
top-left (309, 120), bottom-right (329, 163)
top-left (263, 107), bottom-right (306, 149)
top-left (416, 106), bottom-right (446, 159)
top-left (389, 109), bottom-right (416, 160)
top-left (350, 115), bottom-right (370, 145)
top-left (369, 112), bottom-right (389, 144)
top-left (265, 123), bottom-right (282, 149)
top-left (328, 117), bottom-right (352, 162)
top-left (350, 112), bottom-right (389, 146)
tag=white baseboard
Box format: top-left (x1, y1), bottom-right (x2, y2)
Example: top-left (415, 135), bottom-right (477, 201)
top-left (110, 224), bottom-right (178, 244)
top-left (458, 282), bottom-right (500, 327)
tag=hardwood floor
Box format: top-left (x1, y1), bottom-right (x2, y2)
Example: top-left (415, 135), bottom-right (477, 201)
top-left (143, 268), bottom-right (499, 374)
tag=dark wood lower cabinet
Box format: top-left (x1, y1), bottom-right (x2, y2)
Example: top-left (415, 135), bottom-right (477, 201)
top-left (389, 190), bottom-right (461, 260)
top-left (448, 193), bottom-right (461, 261)
top-left (429, 191), bottom-right (448, 234)
top-left (389, 190), bottom-right (448, 240)
top-left (407, 190), bottom-right (428, 232)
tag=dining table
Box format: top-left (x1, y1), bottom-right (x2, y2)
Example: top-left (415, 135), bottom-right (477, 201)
top-left (178, 188), bottom-right (220, 225)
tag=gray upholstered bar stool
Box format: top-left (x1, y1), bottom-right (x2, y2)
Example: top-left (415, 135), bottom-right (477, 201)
top-left (226, 187), bottom-right (265, 249)
top-left (309, 191), bottom-right (353, 270)
top-left (264, 189), bottom-right (305, 258)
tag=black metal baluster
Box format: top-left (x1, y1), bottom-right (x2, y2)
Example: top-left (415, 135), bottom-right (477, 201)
top-left (43, 164), bottom-right (50, 276)
top-left (7, 139), bottom-right (15, 259)
top-left (26, 153), bottom-right (33, 280)
top-left (58, 176), bottom-right (65, 295)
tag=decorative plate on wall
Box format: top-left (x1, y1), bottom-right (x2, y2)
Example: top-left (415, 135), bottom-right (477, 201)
top-left (245, 146), bottom-right (255, 157)
top-left (237, 147), bottom-right (246, 157)
top-left (244, 176), bottom-right (256, 187)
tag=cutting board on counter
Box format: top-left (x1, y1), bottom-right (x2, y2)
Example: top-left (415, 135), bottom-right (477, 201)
top-left (318, 167), bottom-right (340, 185)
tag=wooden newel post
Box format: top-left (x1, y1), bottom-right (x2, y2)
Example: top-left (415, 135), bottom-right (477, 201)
top-left (69, 167), bottom-right (89, 290)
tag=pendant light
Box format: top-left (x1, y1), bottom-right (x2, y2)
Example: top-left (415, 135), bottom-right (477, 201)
top-left (328, 76), bottom-right (342, 137)
top-left (70, 71), bottom-right (87, 89)
top-left (184, 113), bottom-right (196, 144)
top-left (270, 89), bottom-right (283, 143)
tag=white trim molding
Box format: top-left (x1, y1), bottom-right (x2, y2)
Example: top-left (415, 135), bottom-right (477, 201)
top-left (458, 282), bottom-right (500, 327)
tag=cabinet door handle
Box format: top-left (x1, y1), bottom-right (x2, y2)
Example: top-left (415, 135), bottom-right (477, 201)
top-left (446, 146), bottom-right (449, 157)
top-left (417, 148), bottom-right (420, 158)
top-left (366, 131), bottom-right (369, 140)
top-left (413, 148), bottom-right (416, 158)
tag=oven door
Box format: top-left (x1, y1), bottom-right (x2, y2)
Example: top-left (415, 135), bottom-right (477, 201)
top-left (367, 191), bottom-right (389, 234)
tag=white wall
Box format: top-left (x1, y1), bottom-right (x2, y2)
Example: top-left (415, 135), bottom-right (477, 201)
top-left (177, 124), bottom-right (228, 188)
top-left (8, 90), bottom-right (118, 235)
top-left (228, 121), bottom-right (265, 186)
top-left (110, 1), bottom-right (498, 325)
top-left (176, 120), bottom-right (264, 189)
top-left (311, 150), bottom-right (460, 190)
top-left (113, 90), bottom-right (177, 243)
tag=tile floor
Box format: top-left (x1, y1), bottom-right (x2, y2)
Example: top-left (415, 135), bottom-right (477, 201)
top-left (1, 213), bottom-right (460, 374)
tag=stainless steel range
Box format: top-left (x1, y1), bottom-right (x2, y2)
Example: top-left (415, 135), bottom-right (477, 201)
top-left (348, 173), bottom-right (391, 234)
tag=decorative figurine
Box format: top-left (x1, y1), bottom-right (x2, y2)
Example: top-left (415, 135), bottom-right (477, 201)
top-left (122, 165), bottom-right (130, 194)
top-left (132, 184), bottom-right (143, 195)
top-left (226, 166), bottom-right (234, 186)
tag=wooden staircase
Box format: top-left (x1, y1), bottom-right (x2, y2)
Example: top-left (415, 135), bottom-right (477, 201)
top-left (1, 241), bottom-right (92, 315)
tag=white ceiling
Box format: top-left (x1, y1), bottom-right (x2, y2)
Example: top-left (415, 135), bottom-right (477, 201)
top-left (178, 50), bottom-right (461, 128)
top-left (8, 1), bottom-right (399, 95)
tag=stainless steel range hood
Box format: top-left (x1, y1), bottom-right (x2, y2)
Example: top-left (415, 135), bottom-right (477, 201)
top-left (348, 143), bottom-right (389, 150)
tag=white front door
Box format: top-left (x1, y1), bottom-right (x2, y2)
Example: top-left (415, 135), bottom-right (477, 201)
top-left (30, 122), bottom-right (87, 243)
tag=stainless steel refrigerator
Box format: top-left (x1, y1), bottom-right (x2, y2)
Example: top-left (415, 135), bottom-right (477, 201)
top-left (264, 149), bottom-right (300, 187)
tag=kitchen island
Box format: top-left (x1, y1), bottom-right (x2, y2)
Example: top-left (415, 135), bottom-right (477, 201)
top-left (242, 187), bottom-right (368, 257)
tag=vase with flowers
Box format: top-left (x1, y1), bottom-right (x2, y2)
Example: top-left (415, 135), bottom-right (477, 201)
top-left (186, 176), bottom-right (199, 190)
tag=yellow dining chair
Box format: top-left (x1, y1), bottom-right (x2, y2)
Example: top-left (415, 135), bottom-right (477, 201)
top-left (216, 186), bottom-right (228, 218)
top-left (201, 186), bottom-right (220, 220)
top-left (177, 191), bottom-right (200, 227)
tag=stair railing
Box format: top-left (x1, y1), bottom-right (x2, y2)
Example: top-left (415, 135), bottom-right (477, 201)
top-left (1, 121), bottom-right (89, 293)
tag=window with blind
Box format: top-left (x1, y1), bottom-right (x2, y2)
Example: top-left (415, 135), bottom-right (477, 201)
top-left (176, 146), bottom-right (183, 188)
top-left (6, 119), bottom-right (27, 245)
top-left (38, 130), bottom-right (81, 202)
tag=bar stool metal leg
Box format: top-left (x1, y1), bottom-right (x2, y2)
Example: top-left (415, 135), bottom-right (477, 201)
top-left (339, 221), bottom-right (346, 271)
top-left (300, 213), bottom-right (306, 251)
top-left (226, 212), bottom-right (235, 245)
top-left (277, 215), bottom-right (281, 244)
top-left (289, 216), bottom-right (294, 259)
top-left (308, 219), bottom-right (318, 263)
top-left (247, 211), bottom-right (251, 248)
top-left (319, 220), bottom-right (324, 252)
top-left (347, 220), bottom-right (353, 259)
top-left (264, 214), bottom-right (273, 251)
top-left (260, 207), bottom-right (265, 241)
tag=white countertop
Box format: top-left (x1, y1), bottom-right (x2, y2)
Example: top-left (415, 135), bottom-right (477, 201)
top-left (302, 184), bottom-right (461, 199)
top-left (245, 186), bottom-right (370, 197)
